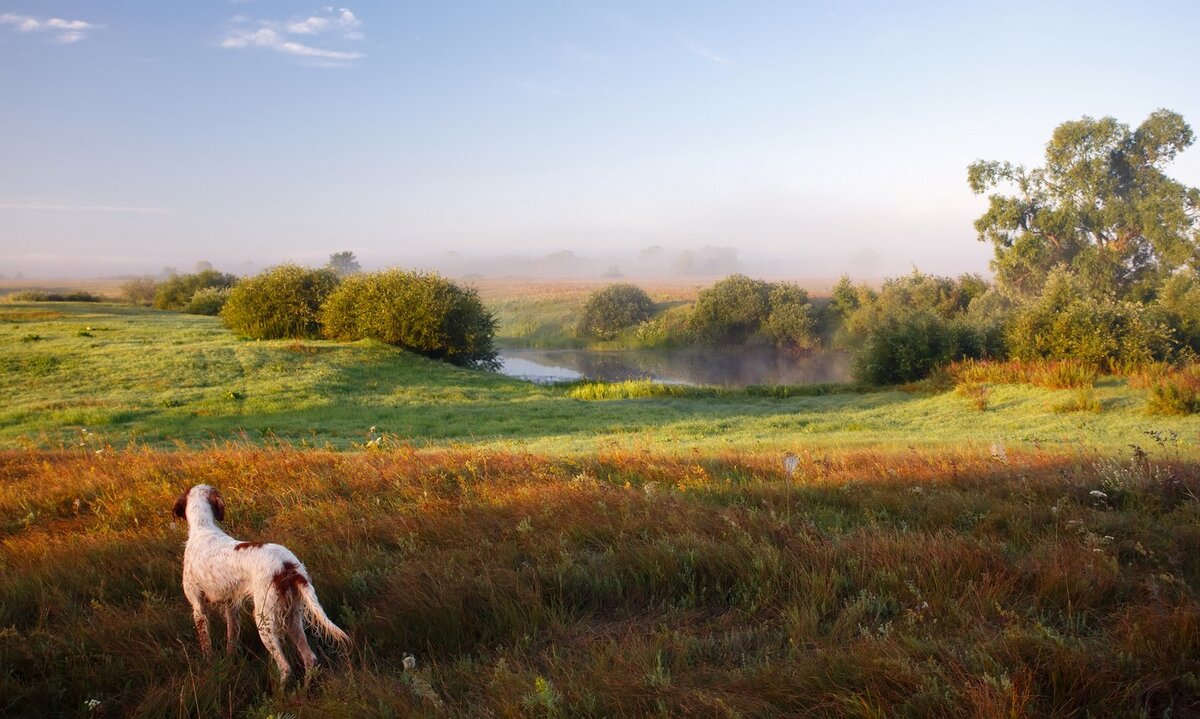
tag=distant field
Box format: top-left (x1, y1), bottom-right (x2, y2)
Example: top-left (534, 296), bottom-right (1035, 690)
top-left (1, 302), bottom-right (1198, 453)
top-left (0, 277), bottom-right (127, 299)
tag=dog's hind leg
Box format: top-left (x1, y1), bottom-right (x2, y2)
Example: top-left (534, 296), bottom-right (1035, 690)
top-left (286, 603), bottom-right (318, 674)
top-left (224, 603), bottom-right (240, 655)
top-left (253, 591), bottom-right (293, 684)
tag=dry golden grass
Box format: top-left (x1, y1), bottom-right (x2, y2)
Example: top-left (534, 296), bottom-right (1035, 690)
top-left (4, 444), bottom-right (1200, 716)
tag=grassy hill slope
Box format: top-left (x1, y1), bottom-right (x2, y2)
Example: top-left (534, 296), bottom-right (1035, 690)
top-left (1, 302), bottom-right (1197, 453)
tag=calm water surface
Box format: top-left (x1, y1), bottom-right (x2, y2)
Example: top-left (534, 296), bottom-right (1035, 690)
top-left (497, 348), bottom-right (851, 387)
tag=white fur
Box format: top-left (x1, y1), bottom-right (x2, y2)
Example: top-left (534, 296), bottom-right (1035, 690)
top-left (175, 484), bottom-right (350, 682)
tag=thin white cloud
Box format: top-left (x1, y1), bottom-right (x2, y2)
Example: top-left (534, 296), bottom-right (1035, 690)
top-left (0, 13), bottom-right (98, 43)
top-left (222, 7), bottom-right (364, 63)
top-left (0, 200), bottom-right (170, 214)
top-left (681, 37), bottom-right (731, 66)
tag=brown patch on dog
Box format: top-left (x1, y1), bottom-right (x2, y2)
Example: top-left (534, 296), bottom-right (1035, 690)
top-left (272, 561), bottom-right (309, 598)
top-left (172, 488), bottom-right (190, 520)
top-left (234, 541), bottom-right (265, 551)
top-left (207, 488), bottom-right (226, 522)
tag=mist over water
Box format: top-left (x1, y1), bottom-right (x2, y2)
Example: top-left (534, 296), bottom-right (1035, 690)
top-left (498, 348), bottom-right (852, 387)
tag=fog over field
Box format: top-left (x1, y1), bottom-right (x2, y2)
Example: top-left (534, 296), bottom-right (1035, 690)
top-left (4, 3), bottom-right (1199, 281)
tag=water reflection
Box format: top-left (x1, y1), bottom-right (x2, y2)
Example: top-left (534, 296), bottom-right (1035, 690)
top-left (497, 348), bottom-right (851, 387)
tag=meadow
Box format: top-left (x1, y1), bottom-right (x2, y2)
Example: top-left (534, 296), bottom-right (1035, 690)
top-left (4, 299), bottom-right (1200, 717)
top-left (1, 302), bottom-right (1198, 454)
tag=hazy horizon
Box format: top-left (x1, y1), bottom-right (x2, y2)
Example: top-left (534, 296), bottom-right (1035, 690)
top-left (4, 1), bottom-right (1200, 280)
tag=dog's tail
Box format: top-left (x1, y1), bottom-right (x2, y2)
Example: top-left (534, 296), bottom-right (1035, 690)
top-left (297, 582), bottom-right (351, 649)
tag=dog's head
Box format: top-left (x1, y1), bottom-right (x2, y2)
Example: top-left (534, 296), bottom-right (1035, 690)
top-left (172, 484), bottom-right (226, 523)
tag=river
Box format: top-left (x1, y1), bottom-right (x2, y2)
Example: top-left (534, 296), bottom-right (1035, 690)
top-left (497, 347), bottom-right (851, 387)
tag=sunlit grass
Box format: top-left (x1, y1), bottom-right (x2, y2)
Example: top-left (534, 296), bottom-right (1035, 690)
top-left (3, 444), bottom-right (1200, 716)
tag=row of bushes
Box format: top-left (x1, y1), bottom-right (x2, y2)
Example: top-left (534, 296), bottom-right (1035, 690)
top-left (575, 275), bottom-right (819, 351)
top-left (8, 290), bottom-right (102, 302)
top-left (827, 267), bottom-right (1200, 386)
top-left (220, 265), bottom-right (498, 369)
top-left (122, 252), bottom-right (358, 316)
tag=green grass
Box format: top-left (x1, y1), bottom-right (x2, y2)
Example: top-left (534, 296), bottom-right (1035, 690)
top-left (491, 293), bottom-right (588, 348)
top-left (2, 302), bottom-right (1199, 453)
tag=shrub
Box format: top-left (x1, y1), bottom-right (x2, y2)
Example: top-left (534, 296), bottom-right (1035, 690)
top-left (1007, 268), bottom-right (1172, 369)
top-left (689, 274), bottom-right (771, 345)
top-left (577, 284), bottom-right (656, 340)
top-left (851, 310), bottom-right (990, 385)
top-left (154, 270), bottom-right (237, 311)
top-left (689, 275), bottom-right (818, 349)
top-left (321, 269), bottom-right (498, 369)
top-left (184, 287), bottom-right (230, 316)
top-left (837, 271), bottom-right (996, 351)
top-left (955, 382), bottom-right (991, 411)
top-left (762, 284), bottom-right (818, 350)
top-left (221, 264), bottom-right (339, 339)
top-left (1145, 365), bottom-right (1200, 415)
top-left (1052, 387), bottom-right (1102, 413)
top-left (1153, 269), bottom-right (1200, 356)
top-left (121, 277), bottom-right (158, 306)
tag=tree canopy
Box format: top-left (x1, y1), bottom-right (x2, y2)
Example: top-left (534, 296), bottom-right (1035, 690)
top-left (326, 251), bottom-right (362, 277)
top-left (968, 109), bottom-right (1200, 299)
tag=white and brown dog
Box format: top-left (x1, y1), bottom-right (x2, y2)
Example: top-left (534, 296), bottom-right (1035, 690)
top-left (173, 484), bottom-right (350, 682)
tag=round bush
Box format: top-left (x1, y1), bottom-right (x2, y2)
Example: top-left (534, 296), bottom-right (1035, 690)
top-left (689, 274), bottom-right (772, 345)
top-left (221, 264), bottom-right (339, 339)
top-left (321, 269), bottom-right (498, 369)
top-left (577, 284), bottom-right (656, 340)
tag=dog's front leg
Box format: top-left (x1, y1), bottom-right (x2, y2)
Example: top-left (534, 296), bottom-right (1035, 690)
top-left (184, 583), bottom-right (212, 657)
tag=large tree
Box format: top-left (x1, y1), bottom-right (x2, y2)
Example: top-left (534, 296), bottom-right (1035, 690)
top-left (326, 250), bottom-right (362, 276)
top-left (968, 109), bottom-right (1200, 299)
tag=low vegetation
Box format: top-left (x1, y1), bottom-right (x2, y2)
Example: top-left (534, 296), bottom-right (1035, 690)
top-left (4, 444), bottom-right (1200, 717)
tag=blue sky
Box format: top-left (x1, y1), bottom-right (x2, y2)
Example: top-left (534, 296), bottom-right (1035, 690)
top-left (2, 1), bottom-right (1199, 278)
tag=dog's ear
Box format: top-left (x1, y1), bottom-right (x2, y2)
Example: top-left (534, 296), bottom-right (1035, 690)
top-left (208, 489), bottom-right (226, 523)
top-left (172, 489), bottom-right (189, 520)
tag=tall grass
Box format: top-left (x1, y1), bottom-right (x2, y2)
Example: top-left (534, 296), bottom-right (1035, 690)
top-left (3, 445), bottom-right (1200, 716)
top-left (948, 359), bottom-right (1099, 389)
top-left (567, 380), bottom-right (725, 400)
top-left (1145, 365), bottom-right (1200, 415)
